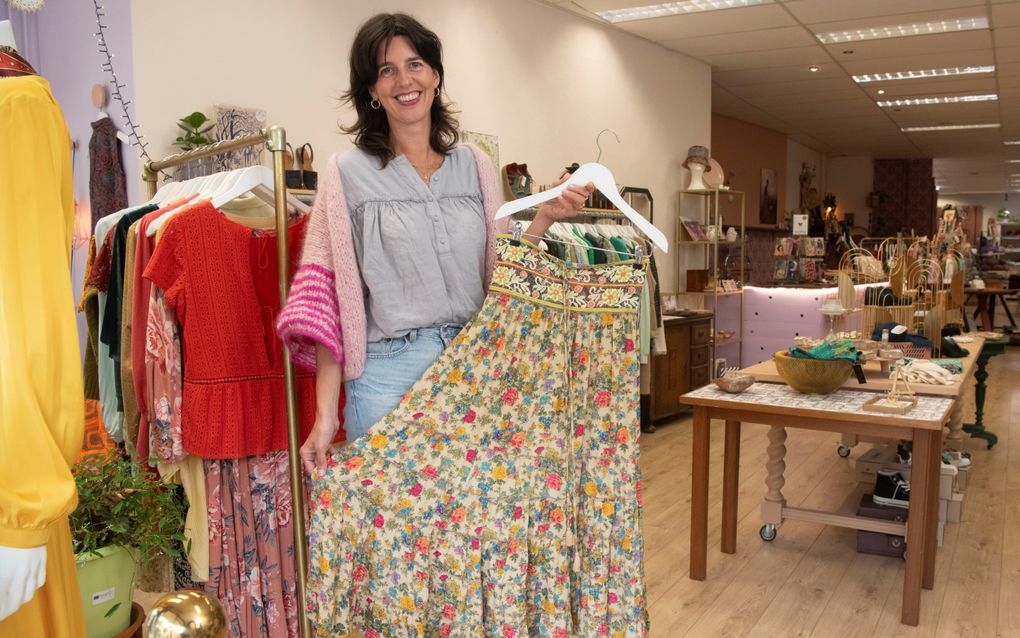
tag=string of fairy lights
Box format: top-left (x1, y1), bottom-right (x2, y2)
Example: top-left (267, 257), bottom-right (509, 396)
top-left (90, 0), bottom-right (152, 165)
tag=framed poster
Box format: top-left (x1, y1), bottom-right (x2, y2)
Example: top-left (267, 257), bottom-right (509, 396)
top-left (760, 167), bottom-right (778, 225)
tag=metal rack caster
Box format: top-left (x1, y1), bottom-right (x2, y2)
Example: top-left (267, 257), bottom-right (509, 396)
top-left (837, 444), bottom-right (852, 458)
top-left (759, 524), bottom-right (777, 542)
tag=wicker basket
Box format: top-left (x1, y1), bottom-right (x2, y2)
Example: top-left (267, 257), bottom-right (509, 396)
top-left (774, 351), bottom-right (853, 394)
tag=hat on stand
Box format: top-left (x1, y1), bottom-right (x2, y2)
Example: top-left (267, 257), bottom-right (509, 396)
top-left (683, 145), bottom-right (711, 170)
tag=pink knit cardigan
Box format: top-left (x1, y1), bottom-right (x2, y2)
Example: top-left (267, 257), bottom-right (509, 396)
top-left (276, 144), bottom-right (507, 380)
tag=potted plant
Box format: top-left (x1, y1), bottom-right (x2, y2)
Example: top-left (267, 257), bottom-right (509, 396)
top-left (70, 449), bottom-right (187, 638)
top-left (172, 110), bottom-right (216, 179)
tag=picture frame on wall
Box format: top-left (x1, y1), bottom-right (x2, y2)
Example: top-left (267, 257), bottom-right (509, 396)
top-left (760, 167), bottom-right (778, 225)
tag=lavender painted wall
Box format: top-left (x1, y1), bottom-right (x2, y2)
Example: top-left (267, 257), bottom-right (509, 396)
top-left (28, 0), bottom-right (140, 357)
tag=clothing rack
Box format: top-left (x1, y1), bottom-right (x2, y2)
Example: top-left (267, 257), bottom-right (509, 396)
top-left (142, 126), bottom-right (312, 638)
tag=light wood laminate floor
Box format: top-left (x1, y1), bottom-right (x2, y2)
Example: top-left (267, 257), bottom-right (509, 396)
top-left (642, 348), bottom-right (1019, 637)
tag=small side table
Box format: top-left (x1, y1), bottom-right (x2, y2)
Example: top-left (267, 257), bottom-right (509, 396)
top-left (963, 335), bottom-right (1008, 448)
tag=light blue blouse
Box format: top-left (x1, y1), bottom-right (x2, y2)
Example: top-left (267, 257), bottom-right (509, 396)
top-left (338, 145), bottom-right (486, 342)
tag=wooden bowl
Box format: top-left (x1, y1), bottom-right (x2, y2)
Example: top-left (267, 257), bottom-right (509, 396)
top-left (773, 351), bottom-right (853, 394)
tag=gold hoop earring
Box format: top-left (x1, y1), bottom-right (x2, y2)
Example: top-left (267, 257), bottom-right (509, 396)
top-left (370, 98), bottom-right (381, 110)
top-left (434, 87), bottom-right (440, 97)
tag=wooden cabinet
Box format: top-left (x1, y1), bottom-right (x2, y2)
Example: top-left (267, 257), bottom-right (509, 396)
top-left (645, 314), bottom-right (713, 425)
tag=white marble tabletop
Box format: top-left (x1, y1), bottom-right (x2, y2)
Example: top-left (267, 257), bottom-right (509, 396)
top-left (682, 381), bottom-right (954, 426)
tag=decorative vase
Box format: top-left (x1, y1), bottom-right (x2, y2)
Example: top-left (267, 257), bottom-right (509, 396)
top-left (726, 227), bottom-right (738, 243)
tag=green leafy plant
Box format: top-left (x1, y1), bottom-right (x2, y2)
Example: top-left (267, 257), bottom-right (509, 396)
top-left (69, 449), bottom-right (187, 561)
top-left (173, 111), bottom-right (215, 151)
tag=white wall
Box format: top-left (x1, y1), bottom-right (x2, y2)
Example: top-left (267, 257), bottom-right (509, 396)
top-left (785, 138), bottom-right (821, 214)
top-left (826, 155), bottom-right (873, 231)
top-left (129, 0), bottom-right (711, 293)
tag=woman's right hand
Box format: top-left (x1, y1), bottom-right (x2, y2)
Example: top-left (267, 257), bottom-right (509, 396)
top-left (301, 415), bottom-right (340, 478)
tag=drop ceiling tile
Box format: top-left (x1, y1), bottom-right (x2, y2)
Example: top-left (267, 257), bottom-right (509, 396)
top-left (806, 6), bottom-right (992, 31)
top-left (698, 45), bottom-right (827, 70)
top-left (858, 77), bottom-right (998, 98)
top-left (661, 26), bottom-right (817, 57)
top-left (998, 61), bottom-right (1020, 76)
top-left (717, 71), bottom-right (851, 90)
top-left (822, 31), bottom-right (993, 61)
top-left (992, 2), bottom-right (1020, 27)
top-left (886, 105), bottom-right (1001, 126)
top-left (996, 46), bottom-right (1020, 62)
top-left (783, 0), bottom-right (986, 25)
top-left (752, 87), bottom-right (868, 106)
top-left (614, 4), bottom-right (796, 41)
top-left (838, 49), bottom-right (995, 74)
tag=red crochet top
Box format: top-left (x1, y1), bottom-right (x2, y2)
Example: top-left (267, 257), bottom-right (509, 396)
top-left (144, 201), bottom-right (339, 459)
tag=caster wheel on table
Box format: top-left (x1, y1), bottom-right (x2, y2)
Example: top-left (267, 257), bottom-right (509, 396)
top-left (837, 444), bottom-right (852, 458)
top-left (759, 524), bottom-right (777, 542)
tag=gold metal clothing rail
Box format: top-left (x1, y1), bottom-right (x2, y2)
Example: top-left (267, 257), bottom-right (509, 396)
top-left (142, 126), bottom-right (312, 638)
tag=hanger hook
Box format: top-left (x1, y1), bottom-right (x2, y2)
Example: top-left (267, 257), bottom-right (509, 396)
top-left (595, 128), bottom-right (621, 163)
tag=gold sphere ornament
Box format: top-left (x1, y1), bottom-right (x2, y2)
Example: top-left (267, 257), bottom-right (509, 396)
top-left (143, 589), bottom-right (228, 638)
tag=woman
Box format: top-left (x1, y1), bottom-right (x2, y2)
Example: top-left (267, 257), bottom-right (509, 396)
top-left (278, 13), bottom-right (593, 475)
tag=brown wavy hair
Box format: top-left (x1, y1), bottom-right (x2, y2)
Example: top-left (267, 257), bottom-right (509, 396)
top-left (341, 13), bottom-right (459, 167)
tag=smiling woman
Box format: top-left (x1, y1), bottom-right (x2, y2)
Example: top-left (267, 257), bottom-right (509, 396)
top-left (277, 12), bottom-right (594, 451)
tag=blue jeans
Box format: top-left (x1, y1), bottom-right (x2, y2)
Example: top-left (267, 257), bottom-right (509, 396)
top-left (342, 324), bottom-right (462, 441)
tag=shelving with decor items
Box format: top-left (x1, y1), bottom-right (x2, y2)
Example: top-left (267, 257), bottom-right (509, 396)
top-left (676, 188), bottom-right (745, 375)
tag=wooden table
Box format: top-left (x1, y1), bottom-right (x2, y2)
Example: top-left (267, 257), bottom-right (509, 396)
top-left (965, 287), bottom-right (1018, 331)
top-left (679, 383), bottom-right (955, 626)
top-left (740, 336), bottom-right (983, 452)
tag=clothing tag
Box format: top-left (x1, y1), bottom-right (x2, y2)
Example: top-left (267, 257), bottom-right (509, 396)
top-left (852, 364), bottom-right (867, 384)
top-left (91, 587), bottom-right (115, 605)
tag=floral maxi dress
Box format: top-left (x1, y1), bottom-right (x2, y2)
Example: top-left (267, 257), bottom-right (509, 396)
top-left (308, 237), bottom-right (648, 637)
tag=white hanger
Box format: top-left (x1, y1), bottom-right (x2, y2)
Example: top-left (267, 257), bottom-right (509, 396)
top-left (495, 162), bottom-right (667, 253)
top-left (147, 164), bottom-right (310, 237)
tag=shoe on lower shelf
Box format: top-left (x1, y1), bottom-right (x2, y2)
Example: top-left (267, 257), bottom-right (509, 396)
top-left (873, 470), bottom-right (910, 509)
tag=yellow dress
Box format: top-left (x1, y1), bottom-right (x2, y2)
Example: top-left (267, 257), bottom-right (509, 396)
top-left (0, 75), bottom-right (86, 637)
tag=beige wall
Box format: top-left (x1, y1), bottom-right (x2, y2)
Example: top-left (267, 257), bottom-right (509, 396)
top-left (827, 156), bottom-right (873, 231)
top-left (130, 0), bottom-right (711, 293)
top-left (710, 114), bottom-right (786, 228)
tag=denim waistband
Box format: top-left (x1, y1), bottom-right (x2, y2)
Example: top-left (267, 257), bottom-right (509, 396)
top-left (402, 323), bottom-right (463, 343)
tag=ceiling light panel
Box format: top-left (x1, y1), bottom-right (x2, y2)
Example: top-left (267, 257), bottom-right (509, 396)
top-left (597, 0), bottom-right (773, 23)
top-left (816, 17), bottom-right (989, 44)
top-left (852, 65), bottom-right (994, 83)
top-left (901, 123), bottom-right (1000, 132)
top-left (877, 94), bottom-right (998, 107)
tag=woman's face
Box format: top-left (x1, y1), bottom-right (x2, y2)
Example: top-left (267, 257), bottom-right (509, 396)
top-left (370, 35), bottom-right (439, 133)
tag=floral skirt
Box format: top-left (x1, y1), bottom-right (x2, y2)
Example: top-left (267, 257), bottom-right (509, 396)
top-left (307, 237), bottom-right (648, 637)
top-left (205, 450), bottom-right (299, 637)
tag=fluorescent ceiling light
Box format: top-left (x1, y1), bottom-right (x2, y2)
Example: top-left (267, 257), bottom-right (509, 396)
top-left (1005, 141), bottom-right (1020, 145)
top-left (597, 0), bottom-right (772, 23)
top-left (901, 123), bottom-right (999, 132)
top-left (816, 17), bottom-right (988, 44)
top-left (878, 94), bottom-right (997, 107)
top-left (853, 66), bottom-right (994, 83)
top-left (1008, 159), bottom-right (1020, 163)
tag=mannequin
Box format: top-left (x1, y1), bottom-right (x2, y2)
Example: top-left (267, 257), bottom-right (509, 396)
top-left (688, 162), bottom-right (707, 190)
top-left (0, 20), bottom-right (87, 636)
top-left (0, 20), bottom-right (14, 47)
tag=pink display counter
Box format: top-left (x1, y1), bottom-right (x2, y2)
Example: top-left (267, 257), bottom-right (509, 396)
top-left (741, 283), bottom-right (880, 366)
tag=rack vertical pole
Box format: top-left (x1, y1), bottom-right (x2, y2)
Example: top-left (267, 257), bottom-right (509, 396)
top-left (267, 125), bottom-right (313, 638)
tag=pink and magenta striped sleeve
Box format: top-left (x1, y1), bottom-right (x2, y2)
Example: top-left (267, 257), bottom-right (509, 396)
top-left (276, 263), bottom-right (344, 371)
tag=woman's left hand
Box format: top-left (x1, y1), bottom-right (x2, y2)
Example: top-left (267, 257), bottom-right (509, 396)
top-left (525, 173), bottom-right (595, 240)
